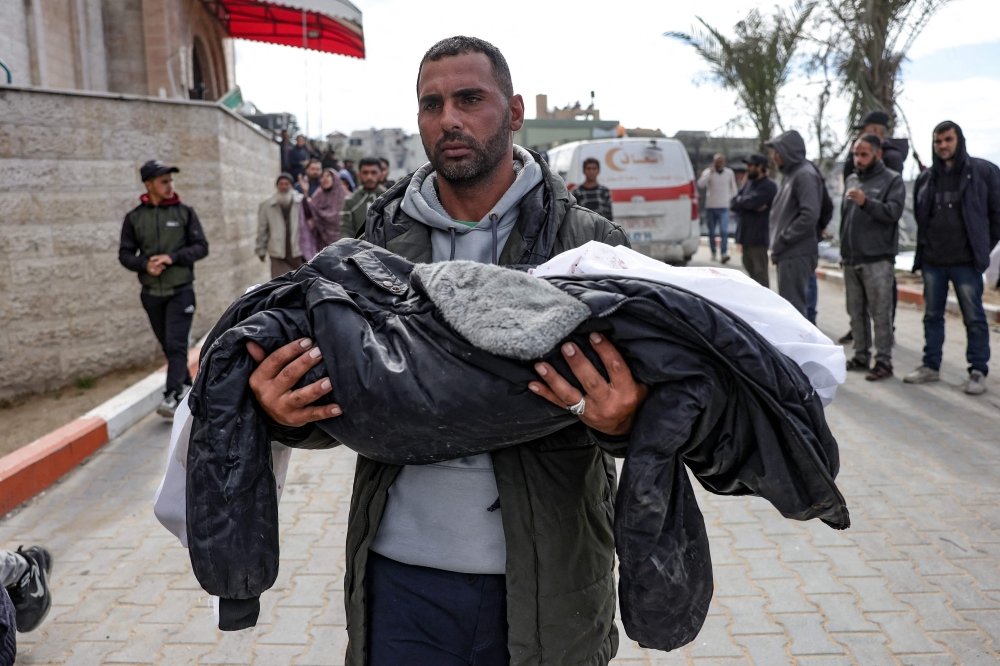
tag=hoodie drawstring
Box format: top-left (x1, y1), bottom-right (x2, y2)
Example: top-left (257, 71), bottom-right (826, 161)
top-left (448, 226), bottom-right (457, 261)
top-left (489, 213), bottom-right (499, 265)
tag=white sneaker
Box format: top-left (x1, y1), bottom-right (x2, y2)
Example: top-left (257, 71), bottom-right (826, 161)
top-left (903, 366), bottom-right (940, 384)
top-left (964, 370), bottom-right (987, 395)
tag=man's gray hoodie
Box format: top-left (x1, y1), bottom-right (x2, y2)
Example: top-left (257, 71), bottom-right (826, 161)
top-left (767, 130), bottom-right (823, 262)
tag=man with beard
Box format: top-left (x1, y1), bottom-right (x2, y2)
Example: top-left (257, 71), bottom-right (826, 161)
top-left (256, 173), bottom-right (305, 279)
top-left (732, 154), bottom-right (777, 287)
top-left (295, 159), bottom-right (323, 197)
top-left (239, 36), bottom-right (639, 666)
top-left (904, 120), bottom-right (1000, 394)
top-left (339, 157), bottom-right (387, 240)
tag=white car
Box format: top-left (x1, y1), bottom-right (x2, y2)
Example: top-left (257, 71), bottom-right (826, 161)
top-left (547, 138), bottom-right (699, 264)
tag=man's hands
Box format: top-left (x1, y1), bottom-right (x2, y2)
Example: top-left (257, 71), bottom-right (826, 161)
top-left (529, 333), bottom-right (648, 436)
top-left (846, 188), bottom-right (867, 207)
top-left (297, 174), bottom-right (309, 194)
top-left (146, 254), bottom-right (173, 276)
top-left (247, 338), bottom-right (341, 427)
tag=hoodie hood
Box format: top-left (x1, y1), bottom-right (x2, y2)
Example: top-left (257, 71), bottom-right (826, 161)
top-left (140, 193), bottom-right (181, 207)
top-left (931, 121), bottom-right (968, 174)
top-left (767, 130), bottom-right (807, 173)
top-left (400, 145), bottom-right (544, 264)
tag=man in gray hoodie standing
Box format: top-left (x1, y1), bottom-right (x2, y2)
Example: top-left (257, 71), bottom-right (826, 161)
top-left (766, 130), bottom-right (823, 316)
top-left (239, 36), bottom-right (641, 666)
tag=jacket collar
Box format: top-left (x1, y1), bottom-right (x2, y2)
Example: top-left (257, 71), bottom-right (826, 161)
top-left (140, 193), bottom-right (181, 207)
top-left (267, 191), bottom-right (303, 206)
top-left (857, 160), bottom-right (886, 181)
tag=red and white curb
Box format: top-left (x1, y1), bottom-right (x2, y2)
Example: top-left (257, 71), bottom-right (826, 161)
top-left (0, 340), bottom-right (204, 516)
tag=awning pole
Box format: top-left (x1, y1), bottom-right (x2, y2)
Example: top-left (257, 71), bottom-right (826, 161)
top-left (303, 8), bottom-right (308, 137)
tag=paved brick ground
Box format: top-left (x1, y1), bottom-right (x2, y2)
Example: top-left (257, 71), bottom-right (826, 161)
top-left (8, 247), bottom-right (1000, 665)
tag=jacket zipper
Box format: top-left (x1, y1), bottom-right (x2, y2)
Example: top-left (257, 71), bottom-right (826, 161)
top-left (346, 466), bottom-right (384, 602)
top-left (155, 207), bottom-right (163, 294)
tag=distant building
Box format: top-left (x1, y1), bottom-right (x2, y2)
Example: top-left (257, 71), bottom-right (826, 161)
top-left (673, 131), bottom-right (759, 176)
top-left (402, 134), bottom-right (428, 175)
top-left (625, 127), bottom-right (667, 139)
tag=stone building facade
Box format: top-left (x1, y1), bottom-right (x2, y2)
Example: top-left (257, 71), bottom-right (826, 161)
top-left (0, 0), bottom-right (233, 100)
top-left (0, 86), bottom-right (273, 402)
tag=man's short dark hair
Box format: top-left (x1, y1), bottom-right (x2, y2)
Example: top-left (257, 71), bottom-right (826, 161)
top-left (307, 158), bottom-right (322, 168)
top-left (417, 36), bottom-right (513, 98)
top-left (933, 120), bottom-right (960, 136)
top-left (856, 133), bottom-right (882, 152)
top-left (378, 157), bottom-right (390, 167)
top-left (582, 157), bottom-right (600, 171)
top-left (359, 156), bottom-right (382, 169)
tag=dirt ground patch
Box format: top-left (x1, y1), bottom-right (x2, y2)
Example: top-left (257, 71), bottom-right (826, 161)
top-left (0, 361), bottom-right (164, 458)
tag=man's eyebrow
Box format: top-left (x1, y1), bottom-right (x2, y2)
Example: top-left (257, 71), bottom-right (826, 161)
top-left (452, 88), bottom-right (488, 98)
top-left (418, 92), bottom-right (443, 105)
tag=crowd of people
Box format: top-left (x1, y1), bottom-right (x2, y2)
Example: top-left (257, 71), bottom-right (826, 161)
top-left (706, 112), bottom-right (1000, 393)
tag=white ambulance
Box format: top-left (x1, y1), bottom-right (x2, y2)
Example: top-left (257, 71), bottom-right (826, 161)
top-left (547, 138), bottom-right (699, 264)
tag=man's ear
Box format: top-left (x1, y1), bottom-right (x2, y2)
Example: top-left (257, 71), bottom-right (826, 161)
top-left (509, 94), bottom-right (525, 132)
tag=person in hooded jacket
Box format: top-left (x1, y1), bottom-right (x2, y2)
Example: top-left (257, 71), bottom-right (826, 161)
top-left (119, 160), bottom-right (209, 418)
top-left (239, 36), bottom-right (637, 666)
top-left (904, 120), bottom-right (1000, 395)
top-left (765, 130), bottom-right (823, 316)
top-left (840, 134), bottom-right (906, 381)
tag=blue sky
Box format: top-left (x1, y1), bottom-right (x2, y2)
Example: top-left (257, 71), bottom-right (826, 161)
top-left (234, 0), bottom-right (1000, 173)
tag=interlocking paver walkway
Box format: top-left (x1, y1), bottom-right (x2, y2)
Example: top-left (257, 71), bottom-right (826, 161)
top-left (8, 248), bottom-right (1000, 664)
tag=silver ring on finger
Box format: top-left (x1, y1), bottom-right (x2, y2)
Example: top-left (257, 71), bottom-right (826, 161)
top-left (568, 397), bottom-right (586, 416)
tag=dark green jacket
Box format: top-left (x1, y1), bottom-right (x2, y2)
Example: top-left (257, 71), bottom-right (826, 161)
top-left (290, 154), bottom-right (631, 665)
top-left (118, 197), bottom-right (209, 296)
top-left (340, 186), bottom-right (386, 240)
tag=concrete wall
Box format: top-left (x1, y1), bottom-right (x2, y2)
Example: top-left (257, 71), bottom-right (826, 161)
top-left (0, 86), bottom-right (274, 402)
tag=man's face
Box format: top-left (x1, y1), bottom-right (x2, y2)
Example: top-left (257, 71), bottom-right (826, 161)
top-left (146, 173), bottom-right (174, 200)
top-left (277, 179), bottom-right (292, 194)
top-left (583, 163), bottom-right (600, 181)
top-left (852, 140), bottom-right (880, 172)
top-left (934, 129), bottom-right (958, 162)
top-left (769, 149), bottom-right (783, 168)
top-left (417, 52), bottom-right (524, 186)
top-left (746, 164), bottom-right (760, 179)
top-left (359, 165), bottom-right (382, 191)
top-left (380, 163), bottom-right (389, 182)
top-left (861, 124), bottom-right (887, 141)
top-left (714, 155), bottom-right (725, 170)
top-left (306, 162), bottom-right (322, 180)
top-left (344, 160), bottom-right (354, 170)
top-left (296, 135), bottom-right (306, 147)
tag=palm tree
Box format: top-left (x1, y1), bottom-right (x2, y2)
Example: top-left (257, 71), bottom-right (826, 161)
top-left (824, 0), bottom-right (954, 132)
top-left (666, 1), bottom-right (817, 148)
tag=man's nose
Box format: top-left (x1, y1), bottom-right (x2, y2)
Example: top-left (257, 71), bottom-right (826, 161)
top-left (440, 100), bottom-right (464, 132)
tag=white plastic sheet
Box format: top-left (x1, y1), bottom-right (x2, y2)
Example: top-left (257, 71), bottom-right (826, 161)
top-left (531, 242), bottom-right (846, 405)
top-left (987, 242), bottom-right (1000, 289)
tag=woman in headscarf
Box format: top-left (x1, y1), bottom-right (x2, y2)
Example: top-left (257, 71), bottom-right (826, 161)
top-left (300, 168), bottom-right (347, 259)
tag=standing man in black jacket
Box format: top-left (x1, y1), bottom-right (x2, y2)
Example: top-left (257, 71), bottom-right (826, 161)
top-left (732, 153), bottom-right (777, 287)
top-left (840, 135), bottom-right (906, 381)
top-left (904, 121), bottom-right (1000, 394)
top-left (118, 160), bottom-right (209, 417)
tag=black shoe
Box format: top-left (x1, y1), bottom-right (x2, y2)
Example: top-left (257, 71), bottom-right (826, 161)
top-left (6, 546), bottom-right (52, 633)
top-left (846, 357), bottom-right (870, 372)
top-left (157, 391), bottom-right (181, 418)
top-left (838, 331), bottom-right (853, 344)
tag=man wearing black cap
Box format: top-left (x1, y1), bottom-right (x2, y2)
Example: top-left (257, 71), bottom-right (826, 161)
top-left (732, 153), bottom-right (777, 287)
top-left (119, 160), bottom-right (209, 417)
top-left (843, 111), bottom-right (909, 180)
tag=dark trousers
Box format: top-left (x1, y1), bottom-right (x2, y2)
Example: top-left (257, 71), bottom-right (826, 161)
top-left (366, 552), bottom-right (509, 666)
top-left (921, 264), bottom-right (990, 375)
top-left (775, 254), bottom-right (818, 318)
top-left (806, 273), bottom-right (818, 324)
top-left (140, 287), bottom-right (195, 396)
top-left (741, 245), bottom-right (770, 288)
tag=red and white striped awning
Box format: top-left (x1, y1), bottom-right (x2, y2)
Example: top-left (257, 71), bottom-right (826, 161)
top-left (202, 0), bottom-right (364, 58)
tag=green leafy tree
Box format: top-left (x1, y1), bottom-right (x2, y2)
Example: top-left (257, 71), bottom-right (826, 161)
top-left (824, 0), bottom-right (954, 132)
top-left (666, 1), bottom-right (817, 148)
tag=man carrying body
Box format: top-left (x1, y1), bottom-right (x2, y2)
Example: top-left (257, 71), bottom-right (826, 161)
top-left (119, 160), bottom-right (209, 417)
top-left (574, 157), bottom-right (614, 220)
top-left (766, 130), bottom-right (823, 317)
top-left (840, 135), bottom-right (906, 381)
top-left (698, 154), bottom-right (738, 263)
top-left (241, 36), bottom-right (642, 666)
top-left (256, 173), bottom-right (305, 279)
top-left (732, 153), bottom-right (777, 287)
top-left (904, 121), bottom-right (1000, 394)
top-left (340, 157), bottom-right (387, 240)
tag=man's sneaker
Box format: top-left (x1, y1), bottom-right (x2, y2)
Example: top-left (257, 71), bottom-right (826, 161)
top-left (838, 331), bottom-right (853, 344)
top-left (865, 361), bottom-right (894, 382)
top-left (903, 366), bottom-right (940, 384)
top-left (846, 357), bottom-right (870, 372)
top-left (720, 254), bottom-right (731, 264)
top-left (6, 545), bottom-right (52, 633)
top-left (157, 392), bottom-right (180, 418)
top-left (964, 370), bottom-right (987, 395)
